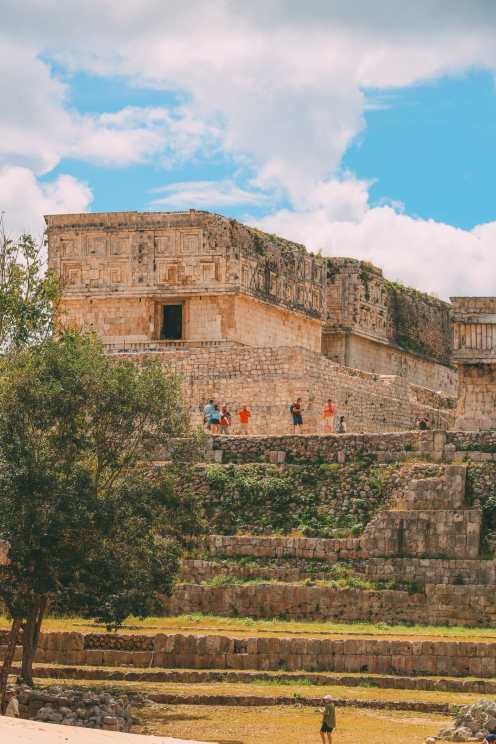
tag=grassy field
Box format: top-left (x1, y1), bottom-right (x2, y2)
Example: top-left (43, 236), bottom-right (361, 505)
top-left (3, 613), bottom-right (496, 642)
top-left (135, 704), bottom-right (449, 744)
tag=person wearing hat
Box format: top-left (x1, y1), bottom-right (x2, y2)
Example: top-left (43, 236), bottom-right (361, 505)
top-left (319, 694), bottom-right (336, 742)
top-left (4, 687), bottom-right (19, 717)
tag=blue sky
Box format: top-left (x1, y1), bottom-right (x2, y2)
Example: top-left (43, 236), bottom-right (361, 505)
top-left (3, 1), bottom-right (496, 297)
top-left (41, 67), bottom-right (496, 230)
top-left (345, 71), bottom-right (496, 230)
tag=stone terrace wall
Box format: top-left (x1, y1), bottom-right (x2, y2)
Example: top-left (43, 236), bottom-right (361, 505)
top-left (447, 430), bottom-right (496, 452)
top-left (193, 460), bottom-right (420, 537)
top-left (207, 534), bottom-right (362, 561)
top-left (211, 430), bottom-right (447, 463)
top-left (362, 557), bottom-right (496, 586)
top-left (125, 345), bottom-right (456, 436)
top-left (161, 584), bottom-right (496, 627)
top-left (4, 629), bottom-right (496, 676)
top-left (322, 334), bottom-right (456, 396)
top-left (181, 556), bottom-right (496, 587)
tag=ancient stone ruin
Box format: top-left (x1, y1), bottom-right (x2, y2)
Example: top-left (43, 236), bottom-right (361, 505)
top-left (45, 209), bottom-right (496, 434)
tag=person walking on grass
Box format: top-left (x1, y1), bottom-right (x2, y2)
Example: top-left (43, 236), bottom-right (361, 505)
top-left (290, 397), bottom-right (303, 434)
top-left (320, 694), bottom-right (336, 743)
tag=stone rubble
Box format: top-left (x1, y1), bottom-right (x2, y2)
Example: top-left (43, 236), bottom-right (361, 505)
top-left (17, 684), bottom-right (153, 731)
top-left (430, 699), bottom-right (496, 741)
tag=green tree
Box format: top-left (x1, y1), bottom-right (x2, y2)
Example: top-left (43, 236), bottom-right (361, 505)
top-left (0, 225), bottom-right (59, 351)
top-left (0, 332), bottom-right (202, 705)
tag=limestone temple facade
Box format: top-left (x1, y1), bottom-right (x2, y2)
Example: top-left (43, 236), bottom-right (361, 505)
top-left (451, 297), bottom-right (496, 430)
top-left (45, 210), bottom-right (493, 433)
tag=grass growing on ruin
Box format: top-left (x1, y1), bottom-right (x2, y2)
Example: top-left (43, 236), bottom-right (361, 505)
top-left (5, 613), bottom-right (496, 641)
top-left (29, 677), bottom-right (484, 707)
top-left (136, 704), bottom-right (448, 744)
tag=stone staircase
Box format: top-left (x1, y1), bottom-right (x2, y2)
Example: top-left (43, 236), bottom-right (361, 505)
top-left (164, 463), bottom-right (496, 625)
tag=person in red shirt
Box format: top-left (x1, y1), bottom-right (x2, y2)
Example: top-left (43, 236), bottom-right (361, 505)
top-left (238, 405), bottom-right (251, 434)
top-left (219, 405), bottom-right (232, 434)
top-left (289, 398), bottom-right (303, 434)
top-left (322, 398), bottom-right (336, 433)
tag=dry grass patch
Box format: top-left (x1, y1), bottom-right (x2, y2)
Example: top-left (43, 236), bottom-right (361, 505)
top-left (136, 704), bottom-right (449, 744)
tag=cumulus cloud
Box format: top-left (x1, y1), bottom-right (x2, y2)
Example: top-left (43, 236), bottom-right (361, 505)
top-left (0, 166), bottom-right (92, 238)
top-left (252, 178), bottom-right (496, 299)
top-left (10, 0), bottom-right (493, 195)
top-left (151, 180), bottom-right (270, 209)
top-left (2, 1), bottom-right (496, 294)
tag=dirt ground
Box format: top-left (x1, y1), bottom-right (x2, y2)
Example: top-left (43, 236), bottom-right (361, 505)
top-left (136, 704), bottom-right (449, 744)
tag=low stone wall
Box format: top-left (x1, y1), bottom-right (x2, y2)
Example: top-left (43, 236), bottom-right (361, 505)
top-left (206, 535), bottom-right (362, 561)
top-left (3, 630), bottom-right (496, 677)
top-left (362, 508), bottom-right (481, 560)
top-left (22, 665), bottom-right (496, 695)
top-left (211, 430), bottom-right (446, 464)
top-left (161, 583), bottom-right (496, 627)
top-left (181, 557), bottom-right (496, 587)
top-left (362, 557), bottom-right (496, 585)
top-left (447, 431), bottom-right (496, 452)
top-left (181, 559), bottom-right (338, 584)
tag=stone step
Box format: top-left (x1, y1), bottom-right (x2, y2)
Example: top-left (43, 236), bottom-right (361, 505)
top-left (161, 582), bottom-right (496, 627)
top-left (4, 628), bottom-right (496, 677)
top-left (186, 553), bottom-right (496, 587)
top-left (25, 663), bottom-right (496, 695)
top-left (145, 692), bottom-right (449, 714)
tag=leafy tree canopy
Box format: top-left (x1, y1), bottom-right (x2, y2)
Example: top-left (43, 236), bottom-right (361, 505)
top-left (0, 228), bottom-right (59, 351)
top-left (0, 331), bottom-right (203, 690)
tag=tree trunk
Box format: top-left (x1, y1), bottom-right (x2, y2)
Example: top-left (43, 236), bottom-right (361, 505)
top-left (0, 617), bottom-right (21, 714)
top-left (20, 597), bottom-right (46, 687)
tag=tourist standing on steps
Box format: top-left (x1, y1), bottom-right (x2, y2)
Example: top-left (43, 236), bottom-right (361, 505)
top-left (209, 404), bottom-right (221, 434)
top-left (322, 399), bottom-right (336, 433)
top-left (319, 694), bottom-right (336, 743)
top-left (336, 415), bottom-right (346, 434)
top-left (203, 399), bottom-right (215, 430)
top-left (219, 405), bottom-right (231, 434)
top-left (290, 397), bottom-right (303, 433)
top-left (238, 405), bottom-right (251, 434)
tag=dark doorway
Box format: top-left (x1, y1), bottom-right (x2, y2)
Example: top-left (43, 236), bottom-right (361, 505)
top-left (161, 304), bottom-right (182, 340)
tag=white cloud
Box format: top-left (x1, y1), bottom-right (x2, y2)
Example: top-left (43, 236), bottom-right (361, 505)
top-left (0, 166), bottom-right (92, 238)
top-left (10, 0), bottom-right (493, 197)
top-left (252, 178), bottom-right (496, 299)
top-left (75, 106), bottom-right (220, 167)
top-left (151, 180), bottom-right (270, 209)
top-left (2, 1), bottom-right (496, 295)
top-left (0, 39), bottom-right (215, 176)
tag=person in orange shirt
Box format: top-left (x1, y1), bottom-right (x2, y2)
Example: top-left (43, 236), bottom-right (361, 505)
top-left (238, 405), bottom-right (251, 434)
top-left (322, 399), bottom-right (336, 433)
